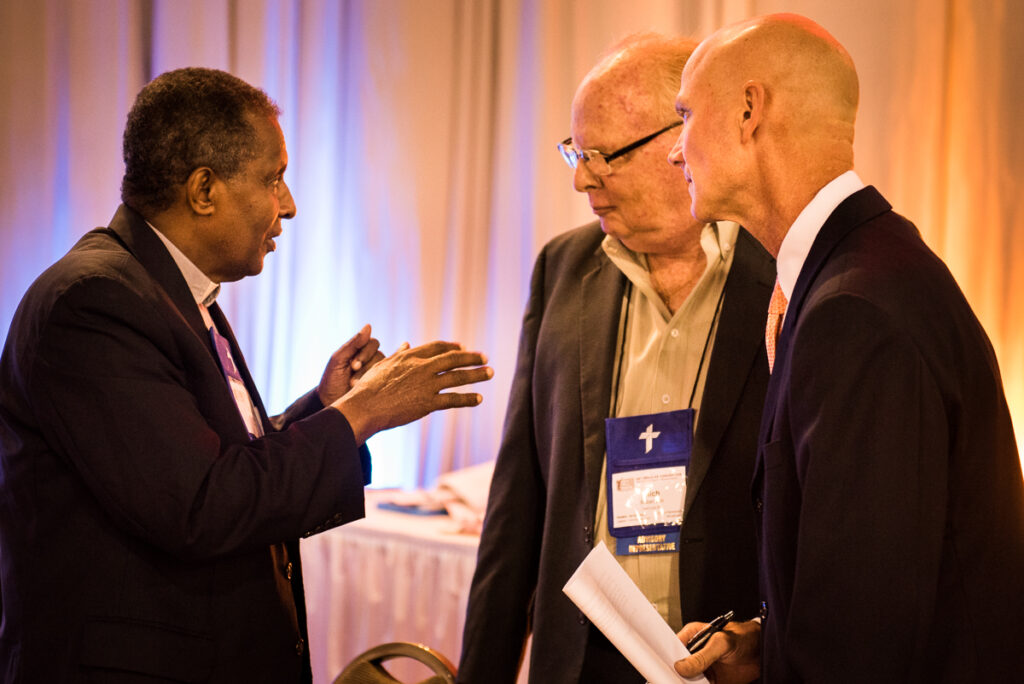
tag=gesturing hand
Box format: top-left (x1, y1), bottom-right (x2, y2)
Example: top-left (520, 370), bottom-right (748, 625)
top-left (317, 324), bottom-right (385, 406)
top-left (331, 340), bottom-right (493, 444)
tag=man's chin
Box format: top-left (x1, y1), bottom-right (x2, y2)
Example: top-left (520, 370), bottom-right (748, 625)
top-left (237, 256), bottom-right (266, 280)
top-left (602, 228), bottom-right (647, 253)
top-left (689, 197), bottom-right (713, 224)
top-left (597, 215), bottom-right (626, 238)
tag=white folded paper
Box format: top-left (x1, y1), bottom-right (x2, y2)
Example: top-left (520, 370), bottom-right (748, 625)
top-left (563, 543), bottom-right (708, 684)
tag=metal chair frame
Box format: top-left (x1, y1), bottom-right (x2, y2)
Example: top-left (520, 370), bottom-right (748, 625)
top-left (333, 641), bottom-right (457, 684)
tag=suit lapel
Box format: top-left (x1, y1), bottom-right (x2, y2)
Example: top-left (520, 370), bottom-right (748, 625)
top-left (755, 186), bottom-right (893, 470)
top-left (106, 205), bottom-right (264, 435)
top-left (781, 186), bottom-right (891, 353)
top-left (579, 248), bottom-right (627, 517)
top-left (106, 205), bottom-right (214, 351)
top-left (685, 228), bottom-right (775, 519)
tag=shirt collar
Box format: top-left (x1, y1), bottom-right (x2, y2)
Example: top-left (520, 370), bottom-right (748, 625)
top-left (776, 170), bottom-right (865, 300)
top-left (602, 221), bottom-right (739, 321)
top-left (147, 222), bottom-right (220, 308)
top-left (602, 220), bottom-right (739, 276)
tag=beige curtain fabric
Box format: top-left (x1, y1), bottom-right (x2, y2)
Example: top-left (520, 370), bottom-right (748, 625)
top-left (2, 0), bottom-right (1021, 486)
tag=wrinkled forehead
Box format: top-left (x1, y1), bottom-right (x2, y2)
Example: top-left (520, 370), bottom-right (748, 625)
top-left (571, 67), bottom-right (667, 145)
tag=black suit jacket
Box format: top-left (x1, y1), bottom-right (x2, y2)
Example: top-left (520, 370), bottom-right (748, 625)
top-left (755, 186), bottom-right (1024, 682)
top-left (0, 205), bottom-right (370, 682)
top-left (459, 222), bottom-right (774, 683)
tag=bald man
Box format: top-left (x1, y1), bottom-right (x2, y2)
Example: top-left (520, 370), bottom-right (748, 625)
top-left (669, 13), bottom-right (1024, 683)
top-left (458, 35), bottom-right (774, 683)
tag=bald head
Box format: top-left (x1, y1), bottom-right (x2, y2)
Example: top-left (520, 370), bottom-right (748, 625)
top-left (693, 13), bottom-right (857, 139)
top-left (574, 33), bottom-right (698, 137)
top-left (670, 13), bottom-right (859, 253)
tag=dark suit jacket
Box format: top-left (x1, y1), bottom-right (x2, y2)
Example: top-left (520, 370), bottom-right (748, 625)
top-left (0, 205), bottom-right (370, 682)
top-left (755, 186), bottom-right (1024, 682)
top-left (459, 222), bottom-right (775, 683)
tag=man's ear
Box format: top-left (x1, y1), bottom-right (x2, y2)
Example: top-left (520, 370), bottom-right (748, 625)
top-left (740, 81), bottom-right (765, 143)
top-left (185, 167), bottom-right (217, 216)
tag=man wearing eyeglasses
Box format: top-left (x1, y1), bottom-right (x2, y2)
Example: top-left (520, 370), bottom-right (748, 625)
top-left (459, 35), bottom-right (774, 683)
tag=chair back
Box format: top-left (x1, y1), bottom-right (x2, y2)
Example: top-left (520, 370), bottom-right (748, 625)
top-left (333, 641), bottom-right (457, 684)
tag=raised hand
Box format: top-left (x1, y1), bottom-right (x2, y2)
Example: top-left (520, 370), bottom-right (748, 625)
top-left (331, 340), bottom-right (493, 444)
top-left (317, 324), bottom-right (385, 406)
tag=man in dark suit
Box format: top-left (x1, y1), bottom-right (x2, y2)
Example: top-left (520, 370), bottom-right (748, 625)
top-left (458, 35), bottom-right (774, 683)
top-left (0, 67), bottom-right (492, 683)
top-left (670, 13), bottom-right (1024, 683)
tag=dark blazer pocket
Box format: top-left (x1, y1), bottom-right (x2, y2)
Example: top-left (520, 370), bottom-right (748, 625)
top-left (80, 618), bottom-right (214, 683)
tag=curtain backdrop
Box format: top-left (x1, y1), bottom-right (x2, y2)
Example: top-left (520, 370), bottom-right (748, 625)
top-left (2, 0), bottom-right (1021, 488)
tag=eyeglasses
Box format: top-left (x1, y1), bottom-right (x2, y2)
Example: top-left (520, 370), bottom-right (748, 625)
top-left (557, 120), bottom-right (682, 176)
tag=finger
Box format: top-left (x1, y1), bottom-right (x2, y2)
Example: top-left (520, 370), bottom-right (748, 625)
top-left (675, 651), bottom-right (712, 678)
top-left (330, 324), bottom-right (371, 363)
top-left (431, 392), bottom-right (484, 410)
top-left (402, 340), bottom-right (466, 358)
top-left (350, 338), bottom-right (381, 371)
top-left (677, 621), bottom-right (707, 644)
top-left (434, 366), bottom-right (494, 390)
top-left (425, 350), bottom-right (489, 372)
top-left (344, 324), bottom-right (372, 351)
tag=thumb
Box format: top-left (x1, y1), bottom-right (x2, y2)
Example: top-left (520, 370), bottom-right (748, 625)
top-left (338, 324), bottom-right (372, 355)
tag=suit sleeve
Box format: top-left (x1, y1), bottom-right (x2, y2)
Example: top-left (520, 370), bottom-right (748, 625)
top-left (458, 250), bottom-right (549, 684)
top-left (780, 293), bottom-right (948, 681)
top-left (271, 388), bottom-right (372, 486)
top-left (270, 388), bottom-right (324, 430)
top-left (25, 275), bottom-right (366, 560)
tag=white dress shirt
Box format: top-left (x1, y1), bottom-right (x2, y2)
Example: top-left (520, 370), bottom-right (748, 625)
top-left (776, 170), bottom-right (866, 310)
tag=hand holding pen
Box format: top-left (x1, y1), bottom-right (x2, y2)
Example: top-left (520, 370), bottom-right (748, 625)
top-left (675, 612), bottom-right (762, 684)
top-left (685, 609), bottom-right (734, 653)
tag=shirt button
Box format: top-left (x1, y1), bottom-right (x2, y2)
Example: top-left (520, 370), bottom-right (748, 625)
top-left (755, 498), bottom-right (763, 514)
top-left (296, 638), bottom-right (305, 655)
top-left (662, 394), bottom-right (671, 404)
top-left (670, 328), bottom-right (680, 338)
top-left (286, 562), bottom-right (293, 580)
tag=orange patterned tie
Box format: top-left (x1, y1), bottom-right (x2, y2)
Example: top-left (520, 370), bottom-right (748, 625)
top-left (765, 280), bottom-right (788, 372)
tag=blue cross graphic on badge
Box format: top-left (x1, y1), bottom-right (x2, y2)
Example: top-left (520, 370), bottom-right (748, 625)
top-left (604, 409), bottom-right (693, 554)
top-left (638, 424), bottom-right (661, 453)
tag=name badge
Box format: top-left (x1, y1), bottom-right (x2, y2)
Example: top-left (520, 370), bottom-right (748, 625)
top-left (605, 409), bottom-right (693, 555)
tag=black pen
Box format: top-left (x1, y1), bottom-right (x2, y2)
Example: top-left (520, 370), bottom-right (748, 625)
top-left (685, 609), bottom-right (734, 653)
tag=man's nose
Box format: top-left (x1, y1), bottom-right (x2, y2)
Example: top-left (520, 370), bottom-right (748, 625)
top-left (279, 180), bottom-right (297, 219)
top-left (667, 134), bottom-right (685, 167)
top-left (573, 162), bottom-right (600, 192)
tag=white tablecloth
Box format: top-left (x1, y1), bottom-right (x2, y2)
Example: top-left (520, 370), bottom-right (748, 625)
top-left (300, 489), bottom-right (483, 683)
